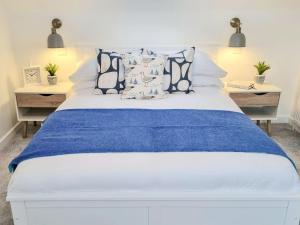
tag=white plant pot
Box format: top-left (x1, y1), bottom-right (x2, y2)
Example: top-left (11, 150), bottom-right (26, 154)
top-left (254, 75), bottom-right (266, 84)
top-left (47, 75), bottom-right (57, 85)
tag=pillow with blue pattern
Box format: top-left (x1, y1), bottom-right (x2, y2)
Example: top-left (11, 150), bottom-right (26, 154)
top-left (95, 49), bottom-right (125, 94)
top-left (163, 47), bottom-right (196, 93)
top-left (122, 53), bottom-right (166, 100)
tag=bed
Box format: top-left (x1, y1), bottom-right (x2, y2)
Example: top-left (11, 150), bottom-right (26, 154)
top-left (6, 87), bottom-right (300, 225)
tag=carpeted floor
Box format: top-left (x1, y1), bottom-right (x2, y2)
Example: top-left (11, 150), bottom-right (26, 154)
top-left (0, 123), bottom-right (300, 225)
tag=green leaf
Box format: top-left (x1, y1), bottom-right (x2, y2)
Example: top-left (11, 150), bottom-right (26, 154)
top-left (44, 63), bottom-right (59, 76)
top-left (254, 61), bottom-right (271, 75)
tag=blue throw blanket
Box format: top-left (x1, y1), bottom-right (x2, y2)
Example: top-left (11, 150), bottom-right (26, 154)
top-left (9, 109), bottom-right (293, 172)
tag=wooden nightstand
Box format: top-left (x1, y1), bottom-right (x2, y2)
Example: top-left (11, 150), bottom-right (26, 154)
top-left (225, 82), bottom-right (281, 135)
top-left (15, 83), bottom-right (72, 138)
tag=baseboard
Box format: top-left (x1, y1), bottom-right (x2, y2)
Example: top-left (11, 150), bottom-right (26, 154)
top-left (0, 122), bottom-right (22, 151)
top-left (290, 117), bottom-right (300, 132)
top-left (275, 115), bottom-right (290, 124)
top-left (277, 115), bottom-right (300, 132)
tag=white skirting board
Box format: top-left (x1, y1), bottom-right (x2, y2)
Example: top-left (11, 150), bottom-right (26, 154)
top-left (292, 94), bottom-right (300, 131)
top-left (276, 115), bottom-right (290, 124)
top-left (0, 122), bottom-right (22, 151)
top-left (290, 117), bottom-right (300, 133)
top-left (9, 196), bottom-right (300, 225)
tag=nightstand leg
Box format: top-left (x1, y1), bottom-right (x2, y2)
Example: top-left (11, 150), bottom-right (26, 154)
top-left (256, 120), bottom-right (261, 126)
top-left (23, 121), bottom-right (28, 138)
top-left (267, 120), bottom-right (271, 136)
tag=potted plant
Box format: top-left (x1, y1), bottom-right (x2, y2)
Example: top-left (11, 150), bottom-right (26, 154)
top-left (253, 61), bottom-right (271, 84)
top-left (45, 63), bottom-right (59, 85)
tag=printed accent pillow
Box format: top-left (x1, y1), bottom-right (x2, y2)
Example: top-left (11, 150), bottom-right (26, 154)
top-left (164, 47), bottom-right (196, 93)
top-left (95, 49), bottom-right (125, 94)
top-left (122, 53), bottom-right (166, 99)
top-left (140, 48), bottom-right (157, 56)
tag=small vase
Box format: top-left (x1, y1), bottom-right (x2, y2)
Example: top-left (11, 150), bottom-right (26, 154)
top-left (47, 75), bottom-right (57, 85)
top-left (254, 75), bottom-right (265, 84)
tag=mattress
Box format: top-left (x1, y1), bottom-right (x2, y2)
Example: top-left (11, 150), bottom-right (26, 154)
top-left (7, 88), bottom-right (300, 200)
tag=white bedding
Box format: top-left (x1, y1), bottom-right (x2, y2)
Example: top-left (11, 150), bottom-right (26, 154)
top-left (7, 88), bottom-right (300, 200)
top-left (60, 87), bottom-right (240, 112)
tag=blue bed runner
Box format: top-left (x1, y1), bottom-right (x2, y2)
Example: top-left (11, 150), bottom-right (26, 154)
top-left (9, 109), bottom-right (293, 172)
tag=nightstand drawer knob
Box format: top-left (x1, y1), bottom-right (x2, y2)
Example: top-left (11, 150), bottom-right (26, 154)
top-left (254, 92), bottom-right (268, 96)
top-left (39, 94), bottom-right (54, 97)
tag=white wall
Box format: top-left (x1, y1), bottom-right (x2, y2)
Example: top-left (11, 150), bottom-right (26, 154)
top-left (0, 3), bottom-right (22, 140)
top-left (2, 0), bottom-right (300, 121)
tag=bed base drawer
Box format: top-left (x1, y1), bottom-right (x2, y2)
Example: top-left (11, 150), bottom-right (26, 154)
top-left (16, 93), bottom-right (66, 108)
top-left (10, 199), bottom-right (300, 225)
top-left (229, 92), bottom-right (280, 107)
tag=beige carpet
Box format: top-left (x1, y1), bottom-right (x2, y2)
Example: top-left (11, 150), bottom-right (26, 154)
top-left (0, 123), bottom-right (300, 225)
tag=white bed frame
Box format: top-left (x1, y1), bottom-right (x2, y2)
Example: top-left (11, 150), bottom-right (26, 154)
top-left (8, 45), bottom-right (300, 225)
top-left (8, 194), bottom-right (300, 225)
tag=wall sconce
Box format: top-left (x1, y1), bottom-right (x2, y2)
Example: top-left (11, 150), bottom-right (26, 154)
top-left (229, 17), bottom-right (246, 47)
top-left (47, 18), bottom-right (64, 48)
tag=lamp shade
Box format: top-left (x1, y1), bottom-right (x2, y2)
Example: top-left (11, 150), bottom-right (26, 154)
top-left (47, 32), bottom-right (64, 48)
top-left (229, 32), bottom-right (246, 47)
top-left (228, 17), bottom-right (246, 47)
top-left (47, 18), bottom-right (64, 48)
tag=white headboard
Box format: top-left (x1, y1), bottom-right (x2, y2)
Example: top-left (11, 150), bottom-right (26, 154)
top-left (72, 43), bottom-right (221, 62)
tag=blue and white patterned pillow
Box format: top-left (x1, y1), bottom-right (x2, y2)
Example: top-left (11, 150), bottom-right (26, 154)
top-left (95, 49), bottom-right (125, 94)
top-left (140, 48), bottom-right (157, 56)
top-left (122, 53), bottom-right (166, 100)
top-left (164, 47), bottom-right (196, 93)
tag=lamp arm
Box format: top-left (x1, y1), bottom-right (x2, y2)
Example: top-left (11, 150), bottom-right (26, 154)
top-left (51, 27), bottom-right (57, 34)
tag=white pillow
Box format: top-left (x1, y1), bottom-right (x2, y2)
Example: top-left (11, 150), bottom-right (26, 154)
top-left (73, 81), bottom-right (96, 91)
top-left (136, 48), bottom-right (227, 78)
top-left (70, 81), bottom-right (96, 95)
top-left (192, 76), bottom-right (224, 88)
top-left (73, 88), bottom-right (95, 96)
top-left (69, 48), bottom-right (226, 87)
top-left (69, 58), bottom-right (98, 82)
top-left (192, 52), bottom-right (227, 77)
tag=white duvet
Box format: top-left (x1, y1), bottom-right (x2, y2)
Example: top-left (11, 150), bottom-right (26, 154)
top-left (7, 88), bottom-right (300, 200)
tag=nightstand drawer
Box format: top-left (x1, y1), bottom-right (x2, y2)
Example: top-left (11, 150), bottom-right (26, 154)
top-left (229, 92), bottom-right (280, 107)
top-left (16, 93), bottom-right (66, 108)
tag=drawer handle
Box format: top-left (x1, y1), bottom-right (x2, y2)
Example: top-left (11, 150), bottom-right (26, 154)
top-left (39, 94), bottom-right (54, 97)
top-left (254, 92), bottom-right (268, 96)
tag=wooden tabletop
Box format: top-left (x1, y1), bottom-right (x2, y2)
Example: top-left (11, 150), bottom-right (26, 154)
top-left (225, 81), bottom-right (281, 93)
top-left (15, 82), bottom-right (73, 94)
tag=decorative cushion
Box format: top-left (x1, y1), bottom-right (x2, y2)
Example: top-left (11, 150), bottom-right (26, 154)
top-left (140, 48), bottom-right (157, 56)
top-left (122, 53), bottom-right (166, 99)
top-left (95, 49), bottom-right (125, 94)
top-left (164, 47), bottom-right (196, 93)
